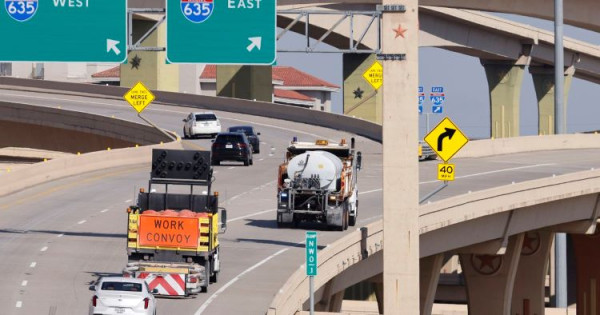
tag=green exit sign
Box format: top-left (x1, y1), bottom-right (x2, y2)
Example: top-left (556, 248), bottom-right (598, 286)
top-left (306, 231), bottom-right (317, 276)
top-left (166, 0), bottom-right (276, 64)
top-left (0, 0), bottom-right (126, 62)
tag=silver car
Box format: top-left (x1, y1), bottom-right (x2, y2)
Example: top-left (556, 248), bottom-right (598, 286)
top-left (183, 112), bottom-right (222, 139)
top-left (89, 277), bottom-right (157, 315)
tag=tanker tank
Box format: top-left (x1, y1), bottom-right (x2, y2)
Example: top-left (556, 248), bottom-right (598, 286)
top-left (286, 151), bottom-right (343, 191)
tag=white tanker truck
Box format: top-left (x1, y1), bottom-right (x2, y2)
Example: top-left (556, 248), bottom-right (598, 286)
top-left (276, 138), bottom-right (362, 230)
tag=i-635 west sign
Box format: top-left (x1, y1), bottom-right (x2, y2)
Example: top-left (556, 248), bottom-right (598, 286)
top-left (0, 0), bottom-right (127, 62)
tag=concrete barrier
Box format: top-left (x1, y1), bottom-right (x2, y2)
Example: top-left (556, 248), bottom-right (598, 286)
top-left (0, 141), bottom-right (183, 197)
top-left (0, 101), bottom-right (172, 153)
top-left (0, 78), bottom-right (382, 142)
top-left (268, 168), bottom-right (600, 314)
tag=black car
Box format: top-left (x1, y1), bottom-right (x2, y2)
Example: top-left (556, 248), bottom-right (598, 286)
top-left (227, 125), bottom-right (261, 154)
top-left (211, 132), bottom-right (253, 166)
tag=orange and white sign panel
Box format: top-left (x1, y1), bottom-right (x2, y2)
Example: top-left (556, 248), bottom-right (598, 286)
top-left (138, 215), bottom-right (199, 248)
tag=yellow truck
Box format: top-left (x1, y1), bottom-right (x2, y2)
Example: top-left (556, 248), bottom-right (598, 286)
top-left (123, 149), bottom-right (226, 296)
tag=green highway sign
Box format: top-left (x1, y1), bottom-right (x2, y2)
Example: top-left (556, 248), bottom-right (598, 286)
top-left (166, 0), bottom-right (276, 64)
top-left (306, 231), bottom-right (317, 276)
top-left (0, 0), bottom-right (126, 62)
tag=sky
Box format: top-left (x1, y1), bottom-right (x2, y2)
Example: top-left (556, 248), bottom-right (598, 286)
top-left (275, 12), bottom-right (600, 140)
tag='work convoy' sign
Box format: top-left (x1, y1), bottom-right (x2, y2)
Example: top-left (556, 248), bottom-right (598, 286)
top-left (138, 216), bottom-right (199, 248)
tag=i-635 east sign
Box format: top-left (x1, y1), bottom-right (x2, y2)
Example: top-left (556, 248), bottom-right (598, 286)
top-left (166, 0), bottom-right (276, 64)
top-left (0, 0), bottom-right (127, 62)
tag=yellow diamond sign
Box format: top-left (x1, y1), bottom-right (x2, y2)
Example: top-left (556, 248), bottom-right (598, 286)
top-left (124, 81), bottom-right (155, 113)
top-left (362, 61), bottom-right (383, 90)
top-left (424, 117), bottom-right (469, 162)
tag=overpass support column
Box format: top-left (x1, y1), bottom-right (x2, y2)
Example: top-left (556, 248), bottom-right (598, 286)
top-left (481, 60), bottom-right (526, 138)
top-left (511, 231), bottom-right (555, 315)
top-left (459, 234), bottom-right (524, 315)
top-left (420, 254), bottom-right (443, 315)
top-left (216, 65), bottom-right (273, 102)
top-left (343, 54), bottom-right (382, 124)
top-left (572, 224), bottom-right (600, 315)
top-left (530, 66), bottom-right (574, 135)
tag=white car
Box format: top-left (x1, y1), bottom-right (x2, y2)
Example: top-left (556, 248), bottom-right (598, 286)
top-left (183, 112), bottom-right (221, 138)
top-left (89, 277), bottom-right (157, 315)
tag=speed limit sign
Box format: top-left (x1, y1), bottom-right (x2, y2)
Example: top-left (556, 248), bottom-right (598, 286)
top-left (437, 163), bottom-right (455, 181)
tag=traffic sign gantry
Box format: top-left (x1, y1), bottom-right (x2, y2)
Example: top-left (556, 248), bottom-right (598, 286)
top-left (424, 117), bottom-right (468, 162)
top-left (362, 61), bottom-right (383, 90)
top-left (0, 0), bottom-right (126, 62)
top-left (124, 82), bottom-right (155, 114)
top-left (166, 0), bottom-right (276, 64)
top-left (306, 231), bottom-right (317, 276)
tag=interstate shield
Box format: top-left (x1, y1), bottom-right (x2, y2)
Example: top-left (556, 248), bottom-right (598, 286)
top-left (180, 0), bottom-right (214, 23)
top-left (5, 0), bottom-right (38, 22)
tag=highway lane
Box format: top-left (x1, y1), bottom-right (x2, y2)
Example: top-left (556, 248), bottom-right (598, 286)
top-left (1, 89), bottom-right (600, 314)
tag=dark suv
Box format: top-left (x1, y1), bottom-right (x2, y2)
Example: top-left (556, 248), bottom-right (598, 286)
top-left (227, 125), bottom-right (260, 154)
top-left (211, 132), bottom-right (253, 166)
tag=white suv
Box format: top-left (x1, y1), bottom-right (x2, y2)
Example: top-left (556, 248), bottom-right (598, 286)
top-left (183, 112), bottom-right (222, 138)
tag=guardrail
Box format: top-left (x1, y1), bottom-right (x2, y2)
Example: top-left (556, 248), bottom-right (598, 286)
top-left (268, 168), bottom-right (600, 314)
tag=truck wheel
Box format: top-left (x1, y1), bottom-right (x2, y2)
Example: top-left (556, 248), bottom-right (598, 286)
top-left (210, 271), bottom-right (218, 283)
top-left (212, 159), bottom-right (220, 166)
top-left (349, 214), bottom-right (356, 227)
top-left (201, 286), bottom-right (208, 293)
top-left (343, 208), bottom-right (349, 230)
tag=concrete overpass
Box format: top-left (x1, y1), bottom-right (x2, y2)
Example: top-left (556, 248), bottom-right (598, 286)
top-left (269, 135), bottom-right (600, 315)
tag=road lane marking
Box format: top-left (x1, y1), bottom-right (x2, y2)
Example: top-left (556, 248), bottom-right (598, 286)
top-left (195, 248), bottom-right (290, 315)
top-left (124, 199), bottom-right (132, 203)
top-left (77, 220), bottom-right (86, 225)
top-left (258, 158), bottom-right (264, 161)
top-left (29, 262), bottom-right (36, 268)
top-left (1, 166), bottom-right (145, 210)
top-left (359, 188), bottom-right (382, 195)
top-left (227, 209), bottom-right (275, 223)
top-left (21, 280), bottom-right (27, 287)
top-left (16, 301), bottom-right (22, 308)
top-left (227, 167), bottom-right (235, 170)
top-left (57, 234), bottom-right (64, 238)
top-left (418, 163), bottom-right (557, 185)
top-left (101, 209), bottom-right (109, 213)
top-left (40, 246), bottom-right (48, 252)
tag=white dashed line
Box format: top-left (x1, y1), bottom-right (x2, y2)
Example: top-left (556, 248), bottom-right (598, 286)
top-left (258, 158), bottom-right (264, 161)
top-left (227, 209), bottom-right (276, 223)
top-left (227, 167), bottom-right (235, 170)
top-left (359, 188), bottom-right (382, 195)
top-left (29, 262), bottom-right (36, 268)
top-left (101, 209), bottom-right (109, 213)
top-left (16, 301), bottom-right (22, 308)
top-left (40, 246), bottom-right (48, 252)
top-left (77, 220), bottom-right (86, 225)
top-left (21, 280), bottom-right (27, 287)
top-left (124, 199), bottom-right (132, 203)
top-left (57, 234), bottom-right (64, 238)
top-left (195, 247), bottom-right (290, 315)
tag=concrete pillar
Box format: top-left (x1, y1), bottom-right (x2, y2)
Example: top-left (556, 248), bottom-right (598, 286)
top-left (315, 278), bottom-right (345, 312)
top-left (374, 281), bottom-right (384, 315)
top-left (481, 60), bottom-right (526, 138)
top-left (121, 19), bottom-right (179, 91)
top-left (216, 65), bottom-right (272, 102)
top-left (572, 224), bottom-right (600, 315)
top-left (459, 234), bottom-right (524, 315)
top-left (511, 231), bottom-right (554, 315)
top-left (382, 0), bottom-right (419, 313)
top-left (343, 53), bottom-right (382, 123)
top-left (420, 254), bottom-right (444, 315)
top-left (530, 66), bottom-right (575, 135)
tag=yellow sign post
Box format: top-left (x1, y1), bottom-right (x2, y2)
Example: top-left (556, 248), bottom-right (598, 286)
top-left (362, 61), bottom-right (383, 90)
top-left (424, 117), bottom-right (469, 162)
top-left (437, 163), bottom-right (455, 181)
top-left (124, 81), bottom-right (155, 113)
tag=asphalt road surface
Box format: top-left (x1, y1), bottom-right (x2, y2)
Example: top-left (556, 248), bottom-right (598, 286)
top-left (0, 88), bottom-right (599, 314)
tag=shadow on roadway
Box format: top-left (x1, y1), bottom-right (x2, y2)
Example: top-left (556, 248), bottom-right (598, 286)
top-left (0, 229), bottom-right (125, 238)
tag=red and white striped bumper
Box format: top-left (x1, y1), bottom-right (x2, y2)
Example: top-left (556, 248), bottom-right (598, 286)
top-left (137, 272), bottom-right (187, 296)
